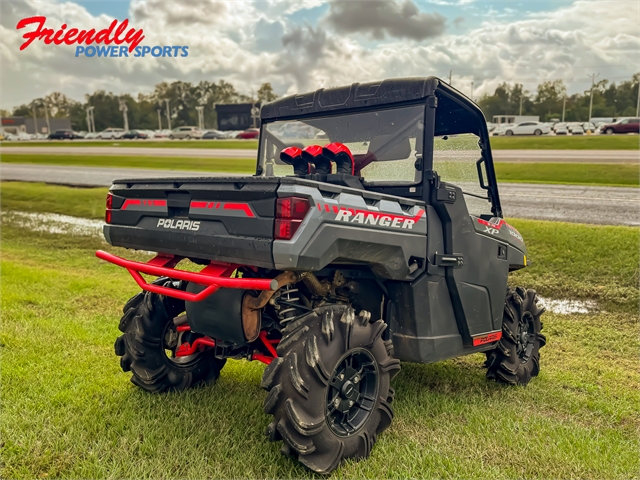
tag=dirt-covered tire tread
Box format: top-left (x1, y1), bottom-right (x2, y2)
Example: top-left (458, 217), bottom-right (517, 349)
top-left (115, 284), bottom-right (225, 393)
top-left (485, 287), bottom-right (546, 386)
top-left (262, 304), bottom-right (400, 474)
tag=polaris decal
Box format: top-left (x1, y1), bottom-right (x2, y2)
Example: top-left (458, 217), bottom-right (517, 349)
top-left (319, 203), bottom-right (425, 230)
top-left (157, 218), bottom-right (200, 231)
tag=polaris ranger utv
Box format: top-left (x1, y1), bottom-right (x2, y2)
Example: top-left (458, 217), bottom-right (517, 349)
top-left (97, 76), bottom-right (545, 474)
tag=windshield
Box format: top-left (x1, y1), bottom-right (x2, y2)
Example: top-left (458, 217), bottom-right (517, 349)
top-left (259, 104), bottom-right (425, 184)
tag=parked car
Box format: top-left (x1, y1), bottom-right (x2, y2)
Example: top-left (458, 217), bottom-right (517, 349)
top-left (236, 128), bottom-right (260, 139)
top-left (582, 122), bottom-right (597, 133)
top-left (97, 128), bottom-right (125, 139)
top-left (567, 123), bottom-right (585, 135)
top-left (202, 129), bottom-right (228, 139)
top-left (554, 123), bottom-right (568, 135)
top-left (5, 131), bottom-right (33, 141)
top-left (122, 130), bottom-right (149, 139)
top-left (153, 129), bottom-right (171, 138)
top-left (48, 129), bottom-right (82, 140)
top-left (492, 123), bottom-right (515, 136)
top-left (84, 132), bottom-right (99, 139)
top-left (169, 126), bottom-right (203, 139)
top-left (503, 121), bottom-right (550, 136)
top-left (600, 118), bottom-right (640, 134)
top-left (486, 122), bottom-right (498, 133)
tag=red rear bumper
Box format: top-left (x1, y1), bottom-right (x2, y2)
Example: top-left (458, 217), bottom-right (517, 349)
top-left (96, 250), bottom-right (277, 302)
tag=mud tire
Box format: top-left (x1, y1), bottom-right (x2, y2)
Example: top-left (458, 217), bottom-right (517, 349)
top-left (114, 279), bottom-right (226, 393)
top-left (485, 287), bottom-right (546, 386)
top-left (261, 304), bottom-right (400, 474)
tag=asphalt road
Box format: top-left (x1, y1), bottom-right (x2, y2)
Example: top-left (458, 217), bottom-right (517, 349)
top-left (3, 163), bottom-right (638, 226)
top-left (2, 146), bottom-right (639, 163)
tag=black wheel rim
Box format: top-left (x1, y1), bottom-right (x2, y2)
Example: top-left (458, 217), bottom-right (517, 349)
top-left (326, 348), bottom-right (379, 437)
top-left (516, 312), bottom-right (536, 363)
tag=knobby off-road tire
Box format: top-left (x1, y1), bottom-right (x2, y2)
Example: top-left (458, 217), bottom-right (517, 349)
top-left (261, 304), bottom-right (401, 474)
top-left (114, 279), bottom-right (226, 393)
top-left (485, 287), bottom-right (546, 386)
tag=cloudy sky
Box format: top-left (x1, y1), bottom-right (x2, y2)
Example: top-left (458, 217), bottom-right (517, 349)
top-left (1, 0), bottom-right (638, 109)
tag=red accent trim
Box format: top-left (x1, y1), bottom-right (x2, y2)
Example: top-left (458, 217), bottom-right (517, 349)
top-left (175, 337), bottom-right (216, 357)
top-left (121, 199), bottom-right (167, 210)
top-left (224, 203), bottom-right (255, 217)
top-left (121, 199), bottom-right (140, 210)
top-left (190, 201), bottom-right (255, 218)
top-left (476, 218), bottom-right (506, 229)
top-left (472, 331), bottom-right (502, 346)
top-left (95, 250), bottom-right (276, 302)
top-left (176, 325), bottom-right (191, 332)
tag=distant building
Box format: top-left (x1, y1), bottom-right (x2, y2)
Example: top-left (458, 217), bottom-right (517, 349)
top-left (492, 115), bottom-right (539, 125)
top-left (1, 116), bottom-right (72, 134)
top-left (215, 103), bottom-right (260, 131)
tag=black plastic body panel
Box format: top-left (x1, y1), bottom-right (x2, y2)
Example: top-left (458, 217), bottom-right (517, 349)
top-left (104, 177), bottom-right (279, 268)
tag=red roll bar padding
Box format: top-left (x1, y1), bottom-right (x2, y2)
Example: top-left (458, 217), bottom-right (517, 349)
top-left (95, 250), bottom-right (278, 302)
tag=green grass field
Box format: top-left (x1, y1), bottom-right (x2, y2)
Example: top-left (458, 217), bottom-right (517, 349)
top-left (2, 182), bottom-right (639, 478)
top-left (1, 135), bottom-right (639, 150)
top-left (490, 135), bottom-right (639, 150)
top-left (494, 162), bottom-right (639, 187)
top-left (1, 153), bottom-right (256, 174)
top-left (3, 153), bottom-right (638, 187)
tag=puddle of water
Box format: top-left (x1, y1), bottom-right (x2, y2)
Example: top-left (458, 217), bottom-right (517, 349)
top-left (538, 296), bottom-right (598, 314)
top-left (1, 210), bottom-right (104, 237)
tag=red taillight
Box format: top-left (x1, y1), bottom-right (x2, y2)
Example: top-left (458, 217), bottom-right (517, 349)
top-left (275, 197), bottom-right (310, 240)
top-left (105, 193), bottom-right (113, 223)
top-left (276, 197), bottom-right (309, 220)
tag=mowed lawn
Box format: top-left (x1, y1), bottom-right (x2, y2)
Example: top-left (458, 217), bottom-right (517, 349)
top-left (2, 153), bottom-right (638, 187)
top-left (1, 182), bottom-right (639, 479)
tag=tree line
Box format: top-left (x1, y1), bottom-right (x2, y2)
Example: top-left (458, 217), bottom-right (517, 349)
top-left (3, 81), bottom-right (278, 132)
top-left (477, 74), bottom-right (640, 122)
top-left (3, 74), bottom-right (638, 131)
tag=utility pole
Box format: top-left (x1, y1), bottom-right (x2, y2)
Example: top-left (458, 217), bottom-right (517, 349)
top-left (449, 70), bottom-right (452, 86)
top-left (119, 98), bottom-right (129, 131)
top-left (89, 106), bottom-right (96, 133)
top-left (519, 95), bottom-right (523, 116)
top-left (164, 99), bottom-right (171, 130)
top-left (636, 78), bottom-right (640, 117)
top-left (562, 96), bottom-right (566, 122)
top-left (32, 103), bottom-right (38, 135)
top-left (42, 100), bottom-right (51, 134)
top-left (470, 80), bottom-right (474, 101)
top-left (588, 73), bottom-right (599, 123)
top-left (157, 109), bottom-right (162, 130)
top-left (196, 105), bottom-right (205, 130)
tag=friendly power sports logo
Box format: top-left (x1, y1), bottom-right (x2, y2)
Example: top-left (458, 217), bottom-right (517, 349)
top-left (16, 16), bottom-right (189, 58)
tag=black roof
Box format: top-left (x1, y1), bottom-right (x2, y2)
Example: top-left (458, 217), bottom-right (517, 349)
top-left (261, 76), bottom-right (487, 137)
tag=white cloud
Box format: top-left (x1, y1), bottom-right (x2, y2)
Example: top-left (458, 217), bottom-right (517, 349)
top-left (1, 0), bottom-right (637, 109)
